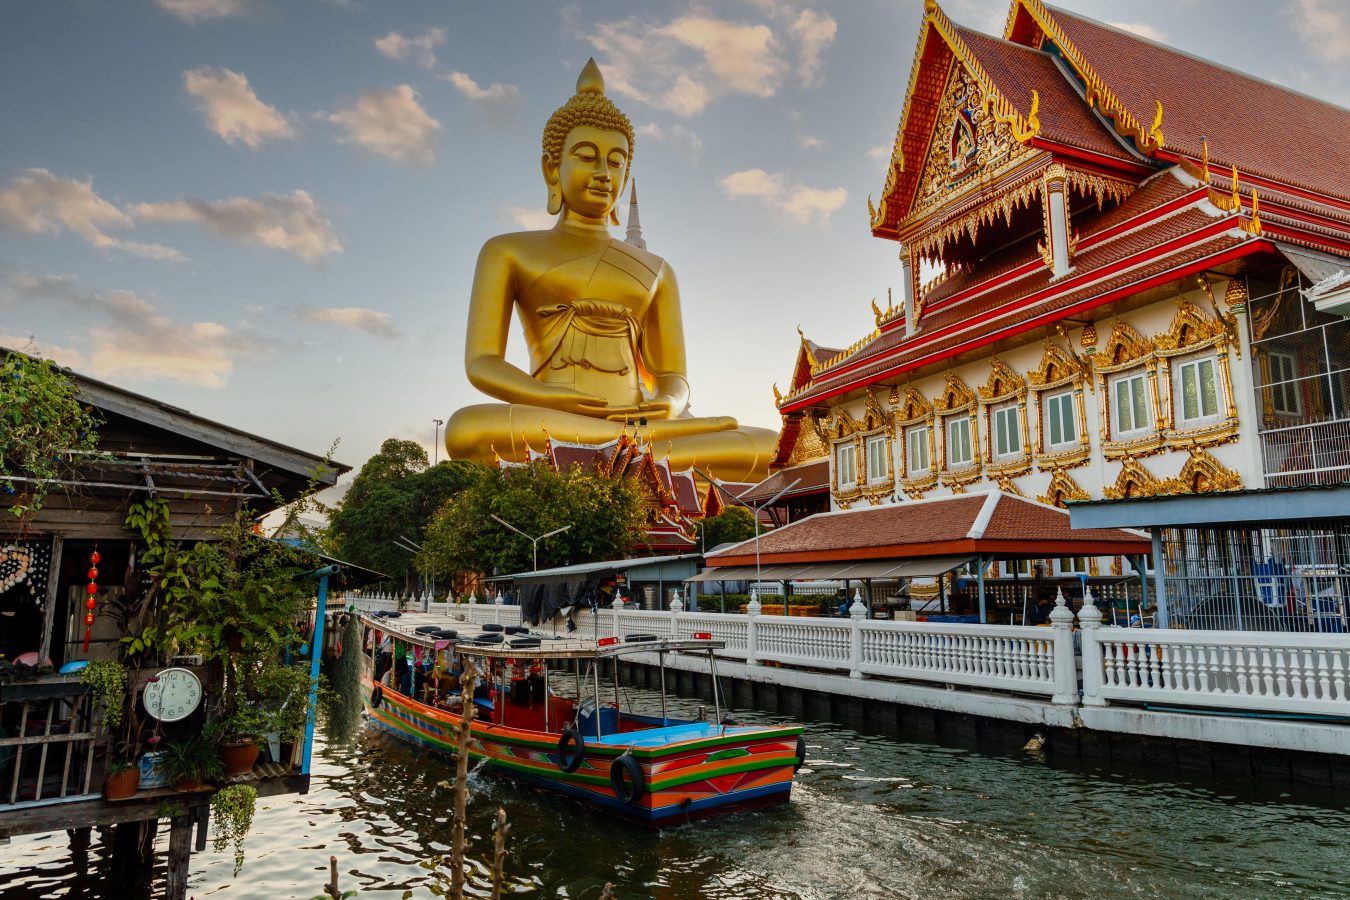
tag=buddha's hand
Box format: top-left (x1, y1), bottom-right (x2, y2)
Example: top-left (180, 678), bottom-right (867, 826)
top-left (539, 384), bottom-right (629, 418)
top-left (634, 395), bottom-right (681, 419)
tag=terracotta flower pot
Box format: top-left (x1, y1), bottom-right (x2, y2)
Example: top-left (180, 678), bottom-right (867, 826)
top-left (104, 768), bottom-right (140, 800)
top-left (220, 739), bottom-right (260, 776)
top-left (175, 770), bottom-right (205, 792)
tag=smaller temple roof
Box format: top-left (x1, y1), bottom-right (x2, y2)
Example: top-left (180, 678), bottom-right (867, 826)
top-left (705, 490), bottom-right (1150, 566)
top-left (738, 459), bottom-right (830, 506)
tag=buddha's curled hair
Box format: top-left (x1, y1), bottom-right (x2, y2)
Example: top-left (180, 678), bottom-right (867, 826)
top-left (542, 91), bottom-right (635, 164)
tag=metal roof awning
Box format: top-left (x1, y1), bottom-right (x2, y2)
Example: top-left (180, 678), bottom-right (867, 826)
top-left (686, 554), bottom-right (973, 583)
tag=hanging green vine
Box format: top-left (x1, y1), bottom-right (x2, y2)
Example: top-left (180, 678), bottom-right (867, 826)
top-left (79, 659), bottom-right (126, 731)
top-left (211, 783), bottom-right (257, 877)
top-left (0, 349), bottom-right (103, 522)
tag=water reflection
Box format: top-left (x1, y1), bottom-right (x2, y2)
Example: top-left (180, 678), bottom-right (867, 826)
top-left (1, 686), bottom-right (1347, 898)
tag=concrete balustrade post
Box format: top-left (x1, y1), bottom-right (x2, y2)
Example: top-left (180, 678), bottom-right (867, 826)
top-left (494, 591), bottom-right (504, 625)
top-left (670, 590), bottom-right (683, 639)
top-left (1078, 586), bottom-right (1107, 707)
top-left (849, 589), bottom-right (867, 680)
top-left (1049, 588), bottom-right (1078, 705)
top-left (611, 596), bottom-right (624, 638)
top-left (746, 590), bottom-right (761, 666)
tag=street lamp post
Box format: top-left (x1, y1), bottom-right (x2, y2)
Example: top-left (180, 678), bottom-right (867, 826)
top-left (695, 470), bottom-right (800, 616)
top-left (432, 419), bottom-right (444, 465)
top-left (489, 514), bottom-right (571, 572)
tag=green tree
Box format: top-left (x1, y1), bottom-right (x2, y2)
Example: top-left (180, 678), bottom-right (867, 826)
top-left (695, 506), bottom-right (758, 552)
top-left (328, 439), bottom-right (485, 584)
top-left (419, 462), bottom-right (648, 577)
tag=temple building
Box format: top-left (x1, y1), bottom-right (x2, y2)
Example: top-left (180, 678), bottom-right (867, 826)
top-left (774, 0), bottom-right (1350, 585)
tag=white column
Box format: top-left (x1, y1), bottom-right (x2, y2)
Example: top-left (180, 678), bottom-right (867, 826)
top-left (670, 590), bottom-right (683, 640)
top-left (611, 596), bottom-right (623, 638)
top-left (900, 245), bottom-right (916, 336)
top-left (848, 589), bottom-right (867, 680)
top-left (494, 590), bottom-right (504, 625)
top-left (1047, 182), bottom-right (1071, 278)
top-left (1078, 587), bottom-right (1107, 706)
top-left (1049, 588), bottom-right (1078, 705)
top-left (745, 590), bottom-right (761, 666)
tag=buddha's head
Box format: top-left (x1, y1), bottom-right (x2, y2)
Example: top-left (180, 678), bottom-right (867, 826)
top-left (541, 59), bottom-right (634, 224)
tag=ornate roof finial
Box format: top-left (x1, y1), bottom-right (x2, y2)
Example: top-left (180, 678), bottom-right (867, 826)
top-left (624, 179), bottom-right (647, 250)
top-left (1200, 136), bottom-right (1210, 183)
top-left (577, 58), bottom-right (605, 95)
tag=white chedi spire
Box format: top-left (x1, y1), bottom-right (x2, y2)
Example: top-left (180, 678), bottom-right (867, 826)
top-left (624, 180), bottom-right (646, 250)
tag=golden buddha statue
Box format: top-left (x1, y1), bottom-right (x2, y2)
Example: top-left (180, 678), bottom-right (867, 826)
top-left (444, 59), bottom-right (775, 482)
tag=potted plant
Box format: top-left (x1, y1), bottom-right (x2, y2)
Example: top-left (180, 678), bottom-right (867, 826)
top-left (103, 759), bottom-right (139, 800)
top-left (211, 784), bottom-right (257, 877)
top-left (159, 731), bottom-right (224, 791)
top-left (220, 704), bottom-right (267, 776)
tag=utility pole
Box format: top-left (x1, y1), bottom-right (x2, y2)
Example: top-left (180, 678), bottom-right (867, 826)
top-left (489, 514), bottom-right (571, 572)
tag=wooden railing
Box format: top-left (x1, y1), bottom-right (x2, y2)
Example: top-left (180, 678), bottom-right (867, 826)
top-left (0, 679), bottom-right (102, 809)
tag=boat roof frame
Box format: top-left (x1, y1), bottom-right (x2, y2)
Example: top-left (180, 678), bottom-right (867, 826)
top-left (359, 614), bottom-right (723, 660)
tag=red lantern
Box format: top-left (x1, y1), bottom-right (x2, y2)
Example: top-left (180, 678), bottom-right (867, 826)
top-left (83, 548), bottom-right (100, 653)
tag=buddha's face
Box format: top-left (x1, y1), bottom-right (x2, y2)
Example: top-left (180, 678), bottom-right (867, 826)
top-left (546, 125), bottom-right (629, 220)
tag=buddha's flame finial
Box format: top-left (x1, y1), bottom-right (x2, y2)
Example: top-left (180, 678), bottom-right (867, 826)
top-left (577, 58), bottom-right (605, 96)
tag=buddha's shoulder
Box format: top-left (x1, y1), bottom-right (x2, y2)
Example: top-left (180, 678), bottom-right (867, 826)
top-left (603, 238), bottom-right (665, 274)
top-left (477, 231), bottom-right (667, 272)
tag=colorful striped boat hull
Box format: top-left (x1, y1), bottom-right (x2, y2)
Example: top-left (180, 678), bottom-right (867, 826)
top-left (362, 677), bottom-right (801, 825)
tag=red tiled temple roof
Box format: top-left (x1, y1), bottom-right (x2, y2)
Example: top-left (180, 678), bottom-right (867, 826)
top-left (1031, 5), bottom-right (1350, 204)
top-left (739, 459), bottom-right (830, 505)
top-left (707, 491), bottom-right (1149, 566)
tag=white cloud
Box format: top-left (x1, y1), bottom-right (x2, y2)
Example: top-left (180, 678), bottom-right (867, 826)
top-left (322, 85), bottom-right (440, 165)
top-left (445, 72), bottom-right (522, 108)
top-left (0, 168), bottom-right (183, 261)
top-left (374, 27), bottom-right (446, 69)
top-left (133, 189), bottom-right (342, 263)
top-left (720, 168), bottom-right (846, 223)
top-left (576, 9), bottom-right (789, 117)
top-left (0, 332), bottom-right (85, 368)
top-left (5, 272), bottom-right (271, 387)
top-left (790, 9), bottom-right (836, 85)
top-left (796, 133), bottom-right (824, 150)
top-left (868, 144), bottom-right (890, 160)
top-left (503, 204), bottom-right (557, 231)
top-left (296, 306), bottom-right (399, 341)
top-left (155, 0), bottom-right (248, 23)
top-left (1291, 0), bottom-right (1350, 61)
top-left (637, 122), bottom-right (704, 160)
top-left (1108, 21), bottom-right (1168, 43)
top-left (183, 67), bottom-right (294, 149)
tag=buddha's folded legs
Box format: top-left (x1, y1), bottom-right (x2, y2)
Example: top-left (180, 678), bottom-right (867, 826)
top-left (444, 403), bottom-right (775, 481)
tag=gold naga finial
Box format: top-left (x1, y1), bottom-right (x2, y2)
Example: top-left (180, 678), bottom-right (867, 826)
top-left (1149, 100), bottom-right (1165, 148)
top-left (577, 58), bottom-right (605, 95)
top-left (1200, 136), bottom-right (1210, 183)
top-left (871, 297), bottom-right (883, 327)
top-left (772, 382), bottom-right (783, 404)
top-left (1243, 188), bottom-right (1262, 235)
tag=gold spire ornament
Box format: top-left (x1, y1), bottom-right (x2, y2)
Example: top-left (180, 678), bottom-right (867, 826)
top-left (443, 58), bottom-right (775, 481)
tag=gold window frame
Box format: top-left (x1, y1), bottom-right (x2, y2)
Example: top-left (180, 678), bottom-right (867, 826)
top-left (933, 372), bottom-right (983, 491)
top-left (894, 385), bottom-right (938, 498)
top-left (1026, 338), bottom-right (1091, 471)
top-left (1094, 320), bottom-right (1165, 459)
top-left (1152, 298), bottom-right (1239, 450)
top-left (978, 358), bottom-right (1031, 478)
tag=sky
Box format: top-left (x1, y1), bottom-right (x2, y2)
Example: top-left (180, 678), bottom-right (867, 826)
top-left (4, 0), bottom-right (1350, 483)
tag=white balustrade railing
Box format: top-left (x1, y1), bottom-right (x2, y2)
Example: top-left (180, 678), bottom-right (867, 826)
top-left (1084, 624), bottom-right (1350, 715)
top-left (344, 590), bottom-right (1350, 723)
top-left (858, 621), bottom-right (1059, 695)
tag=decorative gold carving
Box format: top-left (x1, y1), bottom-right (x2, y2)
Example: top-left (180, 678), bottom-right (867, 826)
top-left (1027, 335), bottom-right (1091, 468)
top-left (1242, 189), bottom-right (1262, 236)
top-left (1027, 339), bottom-right (1084, 388)
top-left (786, 415), bottom-right (829, 466)
top-left (979, 358), bottom-right (1031, 477)
top-left (1007, 0), bottom-right (1165, 153)
top-left (1163, 447), bottom-right (1243, 494)
top-left (1153, 297), bottom-right (1228, 354)
top-left (1223, 277), bottom-right (1248, 314)
top-left (1104, 456), bottom-right (1164, 500)
top-left (933, 371), bottom-right (977, 413)
top-left (1110, 556), bottom-right (1123, 577)
top-left (1038, 468), bottom-right (1090, 508)
top-left (1093, 320), bottom-right (1154, 371)
top-left (894, 385), bottom-right (934, 426)
top-left (772, 383), bottom-right (783, 405)
top-left (995, 475), bottom-right (1024, 497)
top-left (895, 385), bottom-right (938, 498)
top-left (1080, 322), bottom-right (1098, 351)
top-left (862, 388), bottom-right (893, 431)
top-left (887, 383), bottom-right (901, 407)
top-left (979, 357), bottom-right (1027, 402)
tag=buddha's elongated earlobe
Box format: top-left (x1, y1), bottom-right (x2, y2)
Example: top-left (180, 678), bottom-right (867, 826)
top-left (548, 185), bottom-right (562, 215)
top-left (609, 206), bottom-right (620, 225)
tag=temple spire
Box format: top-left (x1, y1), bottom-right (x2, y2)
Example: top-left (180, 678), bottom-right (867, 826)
top-left (624, 180), bottom-right (647, 250)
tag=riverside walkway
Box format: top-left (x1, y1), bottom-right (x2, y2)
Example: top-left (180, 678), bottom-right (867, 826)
top-left (347, 591), bottom-right (1350, 780)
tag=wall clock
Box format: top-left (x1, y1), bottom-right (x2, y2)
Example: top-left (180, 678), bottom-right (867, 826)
top-left (143, 667), bottom-right (203, 722)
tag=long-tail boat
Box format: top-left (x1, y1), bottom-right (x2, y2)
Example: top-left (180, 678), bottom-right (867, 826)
top-left (357, 614), bottom-right (805, 825)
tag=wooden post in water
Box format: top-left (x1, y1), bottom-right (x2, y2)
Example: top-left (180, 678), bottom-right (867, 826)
top-left (165, 813), bottom-right (193, 900)
top-left (110, 819), bottom-right (157, 895)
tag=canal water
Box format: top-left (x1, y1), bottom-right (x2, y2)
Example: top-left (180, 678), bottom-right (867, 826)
top-left (2, 686), bottom-right (1347, 899)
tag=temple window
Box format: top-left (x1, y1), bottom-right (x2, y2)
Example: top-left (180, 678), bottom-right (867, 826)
top-left (947, 416), bottom-right (974, 467)
top-left (836, 442), bottom-right (857, 486)
top-left (865, 434), bottom-right (889, 483)
top-left (1175, 355), bottom-right (1221, 425)
top-left (906, 425), bottom-right (930, 474)
top-left (1044, 391), bottom-right (1076, 449)
top-left (1112, 372), bottom-right (1151, 437)
top-left (1002, 559), bottom-right (1032, 577)
top-left (1057, 557), bottom-right (1089, 575)
top-left (991, 404), bottom-right (1022, 458)
top-left (1267, 352), bottom-right (1301, 415)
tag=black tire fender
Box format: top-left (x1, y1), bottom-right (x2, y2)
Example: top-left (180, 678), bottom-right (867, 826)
top-left (370, 685), bottom-right (384, 709)
top-left (794, 734), bottom-right (807, 771)
top-left (610, 753), bottom-right (646, 804)
top-left (557, 727), bottom-right (585, 773)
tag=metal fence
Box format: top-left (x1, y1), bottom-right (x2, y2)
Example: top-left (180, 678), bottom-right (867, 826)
top-left (1159, 523), bottom-right (1350, 633)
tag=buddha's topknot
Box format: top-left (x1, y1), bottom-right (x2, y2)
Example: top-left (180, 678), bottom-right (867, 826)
top-left (542, 60), bottom-right (635, 164)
